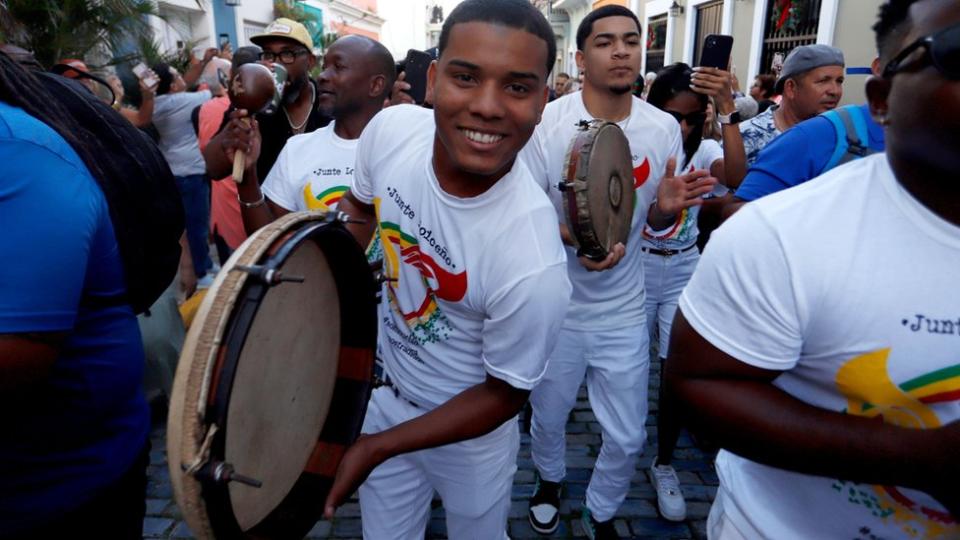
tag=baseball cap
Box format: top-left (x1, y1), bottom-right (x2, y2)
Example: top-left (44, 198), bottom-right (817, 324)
top-left (250, 18), bottom-right (314, 51)
top-left (775, 44), bottom-right (845, 93)
top-left (56, 58), bottom-right (90, 79)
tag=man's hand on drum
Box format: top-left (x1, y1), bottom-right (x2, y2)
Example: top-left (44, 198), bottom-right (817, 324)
top-left (653, 157), bottom-right (717, 219)
top-left (221, 109), bottom-right (262, 173)
top-left (323, 434), bottom-right (385, 519)
top-left (579, 243), bottom-right (625, 272)
top-left (558, 223), bottom-right (625, 272)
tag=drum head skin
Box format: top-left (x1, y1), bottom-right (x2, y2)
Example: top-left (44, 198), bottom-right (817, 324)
top-left (168, 212), bottom-right (377, 539)
top-left (561, 121), bottom-right (634, 260)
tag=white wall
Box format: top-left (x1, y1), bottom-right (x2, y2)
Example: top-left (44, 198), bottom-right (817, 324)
top-left (234, 0), bottom-right (275, 46)
top-left (153, 1), bottom-right (217, 53)
top-left (381, 0), bottom-right (467, 59)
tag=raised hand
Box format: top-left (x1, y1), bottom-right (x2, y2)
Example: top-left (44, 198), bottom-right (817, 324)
top-left (691, 67), bottom-right (736, 116)
top-left (655, 157), bottom-right (717, 217)
top-left (386, 71), bottom-right (415, 107)
top-left (222, 109), bottom-right (262, 175)
top-left (202, 47), bottom-right (219, 64)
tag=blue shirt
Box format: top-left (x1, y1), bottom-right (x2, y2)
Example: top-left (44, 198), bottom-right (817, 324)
top-left (0, 102), bottom-right (149, 534)
top-left (736, 104), bottom-right (886, 202)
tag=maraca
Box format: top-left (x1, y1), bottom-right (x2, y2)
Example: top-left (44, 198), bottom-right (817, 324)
top-left (228, 63), bottom-right (277, 183)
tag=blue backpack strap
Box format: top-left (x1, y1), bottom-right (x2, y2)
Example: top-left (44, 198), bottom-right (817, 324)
top-left (823, 105), bottom-right (873, 173)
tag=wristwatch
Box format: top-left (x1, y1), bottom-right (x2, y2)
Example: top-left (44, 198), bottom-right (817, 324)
top-left (718, 110), bottom-right (742, 125)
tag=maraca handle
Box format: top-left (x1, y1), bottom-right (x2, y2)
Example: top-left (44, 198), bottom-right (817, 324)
top-left (231, 117), bottom-right (252, 184)
top-left (232, 149), bottom-right (246, 184)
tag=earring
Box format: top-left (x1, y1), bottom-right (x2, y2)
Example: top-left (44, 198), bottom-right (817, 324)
top-left (878, 114), bottom-right (890, 126)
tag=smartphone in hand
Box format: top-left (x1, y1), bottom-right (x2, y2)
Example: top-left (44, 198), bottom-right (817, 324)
top-left (132, 62), bottom-right (159, 90)
top-left (401, 49), bottom-right (434, 105)
top-left (698, 35), bottom-right (734, 70)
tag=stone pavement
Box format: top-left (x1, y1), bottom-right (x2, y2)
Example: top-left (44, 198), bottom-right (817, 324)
top-left (143, 357), bottom-right (718, 539)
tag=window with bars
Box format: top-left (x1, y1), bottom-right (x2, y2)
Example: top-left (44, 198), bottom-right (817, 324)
top-left (646, 15), bottom-right (667, 74)
top-left (693, 1), bottom-right (724, 67)
top-left (759, 0), bottom-right (822, 76)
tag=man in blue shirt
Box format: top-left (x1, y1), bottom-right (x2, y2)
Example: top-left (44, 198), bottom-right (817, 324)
top-left (0, 55), bottom-right (150, 538)
top-left (733, 102), bottom-right (885, 205)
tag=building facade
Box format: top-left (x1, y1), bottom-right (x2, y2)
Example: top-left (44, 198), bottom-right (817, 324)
top-left (635, 0), bottom-right (882, 105)
top-left (150, 0), bottom-right (383, 58)
top-left (543, 0), bottom-right (880, 105)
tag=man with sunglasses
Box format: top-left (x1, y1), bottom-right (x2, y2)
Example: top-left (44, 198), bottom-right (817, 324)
top-left (203, 18), bottom-right (330, 184)
top-left (665, 0), bottom-right (960, 538)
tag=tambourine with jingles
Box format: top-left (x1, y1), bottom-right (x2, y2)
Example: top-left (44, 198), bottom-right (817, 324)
top-left (559, 120), bottom-right (634, 261)
top-left (167, 211), bottom-right (378, 539)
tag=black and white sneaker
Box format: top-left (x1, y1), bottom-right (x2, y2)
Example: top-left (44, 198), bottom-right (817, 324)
top-left (528, 472), bottom-right (562, 534)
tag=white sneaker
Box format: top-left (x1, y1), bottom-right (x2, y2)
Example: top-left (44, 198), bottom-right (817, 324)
top-left (650, 456), bottom-right (687, 522)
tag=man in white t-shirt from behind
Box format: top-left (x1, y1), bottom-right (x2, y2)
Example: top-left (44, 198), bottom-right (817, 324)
top-left (521, 6), bottom-right (716, 539)
top-left (228, 35), bottom-right (395, 233)
top-left (666, 1), bottom-right (960, 538)
top-left (317, 2), bottom-right (573, 538)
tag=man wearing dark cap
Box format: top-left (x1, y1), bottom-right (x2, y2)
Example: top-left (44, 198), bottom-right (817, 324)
top-left (739, 44), bottom-right (845, 165)
top-left (203, 17), bottom-right (330, 184)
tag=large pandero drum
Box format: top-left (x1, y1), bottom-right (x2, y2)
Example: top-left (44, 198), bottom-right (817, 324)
top-left (559, 120), bottom-right (634, 261)
top-left (168, 211), bottom-right (378, 539)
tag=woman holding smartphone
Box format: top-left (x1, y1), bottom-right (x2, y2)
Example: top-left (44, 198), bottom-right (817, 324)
top-left (642, 62), bottom-right (746, 523)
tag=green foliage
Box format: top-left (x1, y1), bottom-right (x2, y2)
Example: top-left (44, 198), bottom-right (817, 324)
top-left (273, 0), bottom-right (311, 23)
top-left (0, 0), bottom-right (159, 69)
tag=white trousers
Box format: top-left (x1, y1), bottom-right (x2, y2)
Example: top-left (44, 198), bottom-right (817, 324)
top-left (642, 248), bottom-right (699, 359)
top-left (358, 388), bottom-right (516, 540)
top-left (707, 488), bottom-right (752, 540)
top-left (529, 326), bottom-right (650, 522)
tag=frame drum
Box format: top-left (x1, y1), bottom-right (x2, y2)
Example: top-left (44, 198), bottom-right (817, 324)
top-left (560, 120), bottom-right (634, 261)
top-left (168, 211), bottom-right (377, 539)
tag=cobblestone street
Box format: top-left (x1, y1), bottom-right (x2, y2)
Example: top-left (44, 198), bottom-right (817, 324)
top-left (143, 358), bottom-right (718, 539)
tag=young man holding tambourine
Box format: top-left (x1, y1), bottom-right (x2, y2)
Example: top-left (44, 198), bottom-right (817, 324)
top-left (520, 6), bottom-right (716, 539)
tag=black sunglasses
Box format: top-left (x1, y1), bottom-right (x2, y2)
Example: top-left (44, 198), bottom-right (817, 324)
top-left (259, 48), bottom-right (309, 64)
top-left (666, 110), bottom-right (707, 125)
top-left (882, 23), bottom-right (960, 80)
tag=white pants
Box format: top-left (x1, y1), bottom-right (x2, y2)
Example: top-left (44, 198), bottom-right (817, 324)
top-left (358, 388), bottom-right (516, 540)
top-left (707, 488), bottom-right (751, 540)
top-left (529, 326), bottom-right (650, 522)
top-left (642, 248), bottom-right (699, 359)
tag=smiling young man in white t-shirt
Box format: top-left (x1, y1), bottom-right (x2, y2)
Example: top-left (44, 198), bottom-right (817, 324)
top-left (319, 2), bottom-right (573, 538)
top-left (520, 6), bottom-right (716, 539)
top-left (667, 1), bottom-right (960, 538)
top-left (228, 35), bottom-right (395, 232)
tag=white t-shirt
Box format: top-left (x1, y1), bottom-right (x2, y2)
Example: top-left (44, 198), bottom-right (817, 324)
top-left (522, 91), bottom-right (683, 330)
top-left (352, 105), bottom-right (572, 410)
top-left (679, 154), bottom-right (960, 539)
top-left (261, 122), bottom-right (357, 212)
top-left (640, 138), bottom-right (723, 251)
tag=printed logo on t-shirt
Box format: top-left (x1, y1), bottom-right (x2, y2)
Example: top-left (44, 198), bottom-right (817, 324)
top-left (374, 193), bottom-right (467, 350)
top-left (303, 183), bottom-right (347, 211)
top-left (633, 158), bottom-right (650, 189)
top-left (832, 348), bottom-right (960, 538)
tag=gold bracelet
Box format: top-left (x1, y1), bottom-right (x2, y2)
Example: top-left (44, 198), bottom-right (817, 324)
top-left (238, 192), bottom-right (265, 209)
